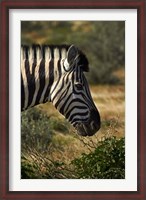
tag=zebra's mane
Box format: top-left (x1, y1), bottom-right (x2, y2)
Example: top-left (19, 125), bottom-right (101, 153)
top-left (21, 44), bottom-right (89, 72)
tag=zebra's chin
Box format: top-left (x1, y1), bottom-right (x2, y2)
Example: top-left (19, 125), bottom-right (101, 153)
top-left (74, 121), bottom-right (100, 137)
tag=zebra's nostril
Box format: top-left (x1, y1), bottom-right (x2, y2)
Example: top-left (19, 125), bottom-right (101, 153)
top-left (91, 121), bottom-right (96, 130)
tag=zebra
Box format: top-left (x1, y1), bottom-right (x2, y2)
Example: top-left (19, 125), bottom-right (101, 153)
top-left (21, 44), bottom-right (101, 136)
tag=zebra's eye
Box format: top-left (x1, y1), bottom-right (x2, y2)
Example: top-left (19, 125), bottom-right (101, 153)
top-left (75, 82), bottom-right (83, 90)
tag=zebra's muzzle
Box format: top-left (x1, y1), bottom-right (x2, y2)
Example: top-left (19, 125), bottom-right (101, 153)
top-left (74, 109), bottom-right (100, 136)
top-left (75, 122), bottom-right (100, 136)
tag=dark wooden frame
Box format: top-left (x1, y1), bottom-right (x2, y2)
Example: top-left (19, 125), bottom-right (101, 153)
top-left (0, 0), bottom-right (145, 199)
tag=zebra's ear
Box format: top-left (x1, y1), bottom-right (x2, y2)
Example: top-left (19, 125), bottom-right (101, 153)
top-left (67, 45), bottom-right (79, 65)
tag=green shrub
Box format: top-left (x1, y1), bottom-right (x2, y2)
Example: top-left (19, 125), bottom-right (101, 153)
top-left (71, 137), bottom-right (125, 179)
top-left (21, 108), bottom-right (53, 152)
top-left (21, 107), bottom-right (71, 152)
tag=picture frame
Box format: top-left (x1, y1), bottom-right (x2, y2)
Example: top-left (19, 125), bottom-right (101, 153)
top-left (0, 0), bottom-right (145, 199)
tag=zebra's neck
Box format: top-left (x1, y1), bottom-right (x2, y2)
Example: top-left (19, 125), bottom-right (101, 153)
top-left (21, 45), bottom-right (70, 111)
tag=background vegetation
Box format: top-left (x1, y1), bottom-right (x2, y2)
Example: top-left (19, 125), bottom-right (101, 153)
top-left (21, 21), bottom-right (125, 179)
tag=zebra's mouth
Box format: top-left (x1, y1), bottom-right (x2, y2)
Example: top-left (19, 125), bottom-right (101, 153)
top-left (74, 121), bottom-right (100, 136)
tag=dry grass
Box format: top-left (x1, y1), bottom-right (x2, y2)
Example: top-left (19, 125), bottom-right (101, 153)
top-left (91, 85), bottom-right (125, 138)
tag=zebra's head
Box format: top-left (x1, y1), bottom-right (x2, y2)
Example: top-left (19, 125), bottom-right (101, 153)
top-left (50, 45), bottom-right (100, 136)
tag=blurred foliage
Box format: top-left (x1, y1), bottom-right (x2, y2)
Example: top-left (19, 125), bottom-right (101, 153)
top-left (21, 21), bottom-right (125, 84)
top-left (21, 107), bottom-right (70, 152)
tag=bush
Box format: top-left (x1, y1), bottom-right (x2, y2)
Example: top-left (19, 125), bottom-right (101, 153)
top-left (71, 137), bottom-right (125, 179)
top-left (21, 108), bottom-right (53, 152)
top-left (21, 107), bottom-right (70, 152)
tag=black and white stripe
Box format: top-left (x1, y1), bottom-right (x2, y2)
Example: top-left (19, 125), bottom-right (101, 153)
top-left (21, 44), bottom-right (100, 136)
